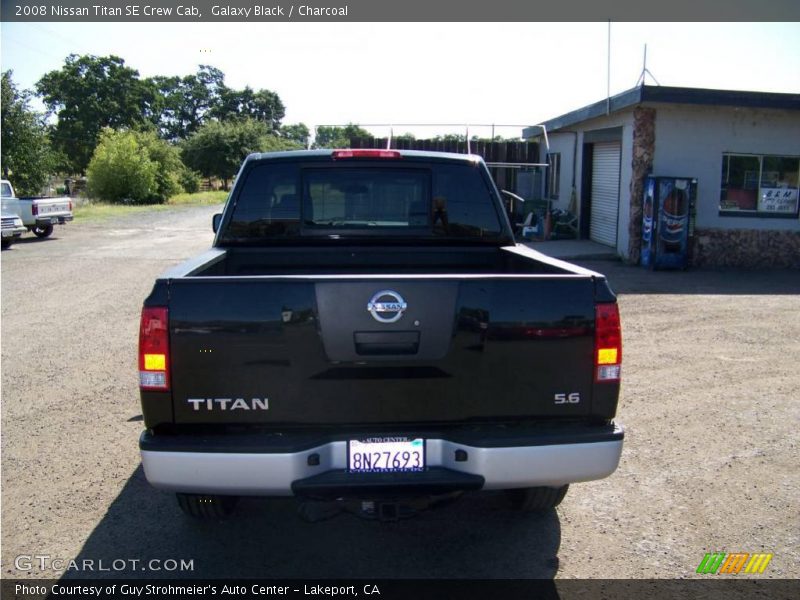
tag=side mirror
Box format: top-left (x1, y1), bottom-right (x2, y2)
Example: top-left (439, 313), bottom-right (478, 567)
top-left (212, 213), bottom-right (222, 233)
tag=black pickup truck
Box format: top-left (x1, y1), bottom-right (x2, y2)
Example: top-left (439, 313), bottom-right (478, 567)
top-left (138, 149), bottom-right (624, 520)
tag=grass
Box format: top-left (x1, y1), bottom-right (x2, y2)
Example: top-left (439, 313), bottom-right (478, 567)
top-left (73, 202), bottom-right (172, 221)
top-left (167, 191), bottom-right (228, 206)
top-left (73, 191), bottom-right (228, 221)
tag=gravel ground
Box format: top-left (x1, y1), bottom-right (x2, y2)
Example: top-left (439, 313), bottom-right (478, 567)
top-left (1, 206), bottom-right (798, 580)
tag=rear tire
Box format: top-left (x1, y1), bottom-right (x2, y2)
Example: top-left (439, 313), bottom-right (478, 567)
top-left (176, 493), bottom-right (239, 519)
top-left (33, 224), bottom-right (54, 238)
top-left (505, 485), bottom-right (569, 512)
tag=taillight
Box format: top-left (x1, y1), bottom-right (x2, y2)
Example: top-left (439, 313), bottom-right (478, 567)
top-left (32, 203), bottom-right (38, 216)
top-left (595, 303), bottom-right (622, 382)
top-left (68, 200), bottom-right (73, 211)
top-left (332, 149), bottom-right (402, 159)
top-left (139, 307), bottom-right (170, 390)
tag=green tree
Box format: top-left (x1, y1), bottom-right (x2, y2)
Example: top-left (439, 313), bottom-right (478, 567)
top-left (430, 133), bottom-right (508, 142)
top-left (1, 71), bottom-right (55, 195)
top-left (393, 132), bottom-right (416, 141)
top-left (36, 54), bottom-right (159, 173)
top-left (313, 124), bottom-right (372, 149)
top-left (432, 133), bottom-right (467, 142)
top-left (213, 86), bottom-right (285, 131)
top-left (279, 122), bottom-right (310, 147)
top-left (151, 67), bottom-right (286, 140)
top-left (87, 129), bottom-right (158, 203)
top-left (150, 65), bottom-right (226, 141)
top-left (181, 119), bottom-right (299, 188)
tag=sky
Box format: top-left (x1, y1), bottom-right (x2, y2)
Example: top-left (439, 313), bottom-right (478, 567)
top-left (1, 22), bottom-right (798, 139)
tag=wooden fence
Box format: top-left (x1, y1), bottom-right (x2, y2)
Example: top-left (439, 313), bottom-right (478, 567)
top-left (349, 138), bottom-right (542, 196)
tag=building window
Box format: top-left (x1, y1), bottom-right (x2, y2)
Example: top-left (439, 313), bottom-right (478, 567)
top-left (720, 153), bottom-right (800, 217)
top-left (547, 153), bottom-right (561, 199)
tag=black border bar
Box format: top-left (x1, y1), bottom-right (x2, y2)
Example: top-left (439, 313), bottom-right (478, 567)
top-left (2, 0), bottom-right (800, 22)
top-left (2, 579), bottom-right (799, 600)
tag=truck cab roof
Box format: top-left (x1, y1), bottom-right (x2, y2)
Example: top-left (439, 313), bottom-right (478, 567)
top-left (244, 149), bottom-right (487, 165)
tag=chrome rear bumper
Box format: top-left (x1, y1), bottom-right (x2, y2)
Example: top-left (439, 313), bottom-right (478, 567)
top-left (141, 424), bottom-right (624, 496)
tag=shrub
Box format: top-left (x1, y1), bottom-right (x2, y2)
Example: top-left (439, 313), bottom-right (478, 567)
top-left (132, 130), bottom-right (184, 202)
top-left (178, 167), bottom-right (202, 194)
top-left (87, 129), bottom-right (157, 203)
top-left (87, 128), bottom-right (192, 203)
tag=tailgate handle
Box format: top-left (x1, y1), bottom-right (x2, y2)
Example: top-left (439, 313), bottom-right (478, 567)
top-left (354, 331), bottom-right (420, 356)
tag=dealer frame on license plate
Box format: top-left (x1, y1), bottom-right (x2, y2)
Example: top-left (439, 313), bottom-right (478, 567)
top-left (348, 436), bottom-right (425, 473)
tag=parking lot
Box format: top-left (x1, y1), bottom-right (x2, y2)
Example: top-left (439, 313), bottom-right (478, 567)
top-left (1, 205), bottom-right (798, 579)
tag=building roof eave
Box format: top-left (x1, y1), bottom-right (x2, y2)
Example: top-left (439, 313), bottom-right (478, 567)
top-left (522, 85), bottom-right (800, 138)
top-left (523, 87), bottom-right (643, 138)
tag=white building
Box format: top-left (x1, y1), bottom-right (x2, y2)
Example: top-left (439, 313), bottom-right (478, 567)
top-left (523, 85), bottom-right (800, 267)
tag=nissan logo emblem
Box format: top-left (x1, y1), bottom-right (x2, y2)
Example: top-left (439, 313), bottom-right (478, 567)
top-left (367, 290), bottom-right (407, 324)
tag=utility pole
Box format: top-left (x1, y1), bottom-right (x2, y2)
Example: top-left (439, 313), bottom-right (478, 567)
top-left (606, 20), bottom-right (611, 116)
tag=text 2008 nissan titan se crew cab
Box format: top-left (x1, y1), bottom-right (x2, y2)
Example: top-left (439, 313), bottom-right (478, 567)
top-left (138, 149), bottom-right (624, 520)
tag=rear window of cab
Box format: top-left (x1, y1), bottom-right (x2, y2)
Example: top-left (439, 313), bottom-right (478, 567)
top-left (221, 161), bottom-right (504, 242)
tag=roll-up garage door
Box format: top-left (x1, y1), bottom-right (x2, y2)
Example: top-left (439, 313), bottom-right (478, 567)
top-left (590, 142), bottom-right (621, 247)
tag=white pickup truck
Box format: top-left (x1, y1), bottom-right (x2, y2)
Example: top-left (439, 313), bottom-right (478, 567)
top-left (1, 208), bottom-right (26, 249)
top-left (1, 179), bottom-right (73, 240)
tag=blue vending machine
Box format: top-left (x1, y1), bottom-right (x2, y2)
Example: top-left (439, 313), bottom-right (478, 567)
top-left (640, 175), bottom-right (697, 269)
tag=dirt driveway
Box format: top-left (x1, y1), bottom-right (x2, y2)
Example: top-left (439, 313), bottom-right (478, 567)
top-left (1, 206), bottom-right (798, 579)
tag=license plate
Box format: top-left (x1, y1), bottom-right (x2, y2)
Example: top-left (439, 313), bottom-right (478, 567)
top-left (51, 217), bottom-right (59, 224)
top-left (348, 437), bottom-right (424, 473)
